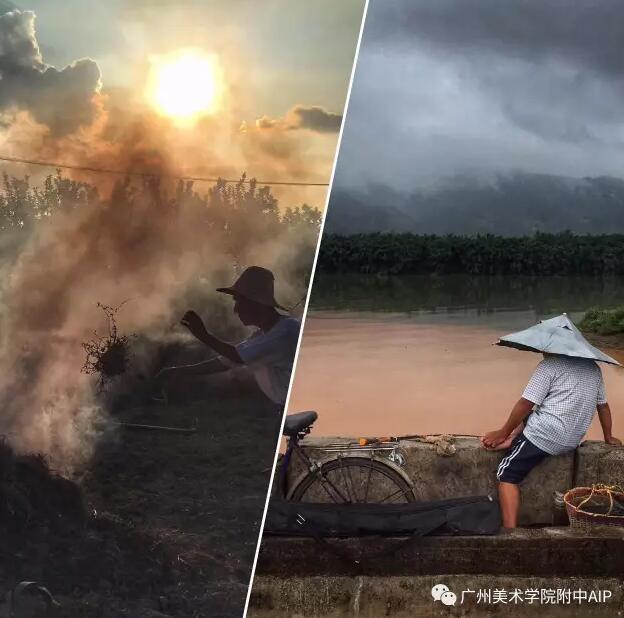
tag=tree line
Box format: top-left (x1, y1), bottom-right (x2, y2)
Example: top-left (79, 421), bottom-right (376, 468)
top-left (318, 232), bottom-right (624, 276)
top-left (0, 170), bottom-right (322, 280)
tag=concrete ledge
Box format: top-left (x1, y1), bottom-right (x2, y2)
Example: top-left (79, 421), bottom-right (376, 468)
top-left (249, 575), bottom-right (624, 617)
top-left (291, 437), bottom-right (577, 525)
top-left (577, 441), bottom-right (624, 488)
top-left (256, 527), bottom-right (624, 578)
top-left (400, 437), bottom-right (571, 525)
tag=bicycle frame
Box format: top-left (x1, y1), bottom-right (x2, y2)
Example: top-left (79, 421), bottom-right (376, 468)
top-left (277, 428), bottom-right (315, 499)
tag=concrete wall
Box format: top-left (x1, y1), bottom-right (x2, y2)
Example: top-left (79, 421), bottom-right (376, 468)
top-left (287, 437), bottom-right (622, 525)
top-left (576, 441), bottom-right (624, 488)
top-left (257, 527), bottom-right (624, 578)
top-left (249, 575), bottom-right (624, 617)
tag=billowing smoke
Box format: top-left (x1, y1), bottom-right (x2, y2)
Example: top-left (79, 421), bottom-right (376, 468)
top-left (0, 9), bottom-right (323, 472)
top-left (0, 170), bottom-right (318, 472)
top-left (0, 10), bottom-right (102, 136)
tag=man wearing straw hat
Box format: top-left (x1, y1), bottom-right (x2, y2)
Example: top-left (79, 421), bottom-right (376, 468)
top-left (482, 314), bottom-right (622, 529)
top-left (157, 266), bottom-right (300, 410)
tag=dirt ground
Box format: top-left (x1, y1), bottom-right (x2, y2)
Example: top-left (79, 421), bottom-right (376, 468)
top-left (0, 375), bottom-right (281, 618)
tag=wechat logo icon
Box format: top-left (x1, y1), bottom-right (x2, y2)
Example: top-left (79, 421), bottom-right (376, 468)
top-left (431, 583), bottom-right (457, 606)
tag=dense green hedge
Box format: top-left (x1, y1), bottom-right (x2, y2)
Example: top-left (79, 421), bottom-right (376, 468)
top-left (579, 308), bottom-right (624, 335)
top-left (318, 232), bottom-right (624, 276)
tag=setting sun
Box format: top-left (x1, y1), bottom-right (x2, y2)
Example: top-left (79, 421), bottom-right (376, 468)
top-left (148, 51), bottom-right (222, 122)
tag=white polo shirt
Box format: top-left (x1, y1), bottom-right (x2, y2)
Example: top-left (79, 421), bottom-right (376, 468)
top-left (522, 355), bottom-right (607, 455)
top-left (235, 316), bottom-right (301, 405)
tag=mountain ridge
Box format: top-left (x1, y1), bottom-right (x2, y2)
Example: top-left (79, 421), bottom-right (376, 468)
top-left (325, 172), bottom-right (624, 235)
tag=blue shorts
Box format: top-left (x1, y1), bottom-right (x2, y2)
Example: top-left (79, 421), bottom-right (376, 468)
top-left (496, 432), bottom-right (550, 484)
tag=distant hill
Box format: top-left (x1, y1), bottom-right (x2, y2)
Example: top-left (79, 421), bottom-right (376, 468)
top-left (325, 173), bottom-right (624, 235)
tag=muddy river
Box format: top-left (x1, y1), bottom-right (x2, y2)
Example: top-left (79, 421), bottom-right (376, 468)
top-left (287, 276), bottom-right (624, 441)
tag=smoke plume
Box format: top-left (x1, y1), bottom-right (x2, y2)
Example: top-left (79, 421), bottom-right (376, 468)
top-left (0, 9), bottom-right (322, 472)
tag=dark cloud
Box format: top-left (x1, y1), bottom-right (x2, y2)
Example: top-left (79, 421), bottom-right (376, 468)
top-left (366, 0), bottom-right (624, 78)
top-left (0, 10), bottom-right (101, 136)
top-left (255, 105), bottom-right (342, 134)
top-left (335, 0), bottom-right (624, 190)
top-left (288, 105), bottom-right (342, 133)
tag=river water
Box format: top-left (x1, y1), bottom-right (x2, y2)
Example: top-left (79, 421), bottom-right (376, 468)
top-left (287, 275), bottom-right (624, 441)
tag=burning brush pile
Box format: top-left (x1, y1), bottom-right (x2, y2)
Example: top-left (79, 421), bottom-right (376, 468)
top-left (0, 437), bottom-right (86, 537)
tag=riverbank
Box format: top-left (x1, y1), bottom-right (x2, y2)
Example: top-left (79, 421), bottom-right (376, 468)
top-left (580, 307), bottom-right (624, 336)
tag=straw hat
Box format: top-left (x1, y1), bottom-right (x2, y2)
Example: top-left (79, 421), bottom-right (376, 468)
top-left (496, 313), bottom-right (621, 366)
top-left (216, 266), bottom-right (287, 311)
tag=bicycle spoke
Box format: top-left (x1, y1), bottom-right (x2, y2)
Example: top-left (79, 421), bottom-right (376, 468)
top-left (337, 458), bottom-right (354, 503)
top-left (378, 486), bottom-right (408, 504)
top-left (345, 459), bottom-right (360, 503)
top-left (363, 461), bottom-right (374, 503)
top-left (320, 481), bottom-right (341, 503)
top-left (321, 473), bottom-right (351, 503)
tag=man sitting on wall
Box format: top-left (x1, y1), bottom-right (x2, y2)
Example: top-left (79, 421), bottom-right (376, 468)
top-left (157, 266), bottom-right (301, 413)
top-left (482, 352), bottom-right (621, 528)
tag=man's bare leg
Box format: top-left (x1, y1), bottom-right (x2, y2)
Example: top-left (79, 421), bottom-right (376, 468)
top-left (498, 481), bottom-right (520, 528)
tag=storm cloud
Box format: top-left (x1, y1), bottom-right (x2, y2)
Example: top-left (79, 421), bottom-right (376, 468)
top-left (0, 10), bottom-right (101, 136)
top-left (289, 105), bottom-right (342, 133)
top-left (335, 0), bottom-right (624, 189)
top-left (366, 0), bottom-right (624, 78)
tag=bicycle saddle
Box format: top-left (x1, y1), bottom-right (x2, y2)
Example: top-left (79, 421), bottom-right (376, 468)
top-left (283, 411), bottom-right (318, 436)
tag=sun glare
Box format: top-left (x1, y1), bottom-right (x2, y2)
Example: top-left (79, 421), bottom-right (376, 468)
top-left (149, 51), bottom-right (222, 122)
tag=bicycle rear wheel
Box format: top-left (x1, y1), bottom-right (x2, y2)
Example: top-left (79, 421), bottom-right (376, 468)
top-left (289, 456), bottom-right (415, 504)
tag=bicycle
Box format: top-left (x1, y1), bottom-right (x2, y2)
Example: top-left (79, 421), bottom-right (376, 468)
top-left (276, 411), bottom-right (416, 503)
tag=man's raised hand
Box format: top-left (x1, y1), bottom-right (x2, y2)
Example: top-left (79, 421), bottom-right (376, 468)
top-left (181, 310), bottom-right (208, 342)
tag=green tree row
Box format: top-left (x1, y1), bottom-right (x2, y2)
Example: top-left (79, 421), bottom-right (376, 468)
top-left (0, 171), bottom-right (321, 238)
top-left (0, 170), bottom-right (322, 276)
top-left (318, 232), bottom-right (624, 276)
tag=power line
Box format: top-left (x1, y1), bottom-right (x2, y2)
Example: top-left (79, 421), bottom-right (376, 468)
top-left (0, 154), bottom-right (329, 187)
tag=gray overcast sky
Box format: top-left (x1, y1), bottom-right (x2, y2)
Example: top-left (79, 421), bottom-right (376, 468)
top-left (335, 0), bottom-right (624, 190)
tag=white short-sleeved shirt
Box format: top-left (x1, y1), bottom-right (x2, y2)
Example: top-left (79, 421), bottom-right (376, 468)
top-left (522, 355), bottom-right (607, 455)
top-left (235, 316), bottom-right (301, 405)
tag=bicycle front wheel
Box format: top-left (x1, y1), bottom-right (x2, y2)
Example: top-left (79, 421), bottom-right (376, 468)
top-left (289, 456), bottom-right (415, 504)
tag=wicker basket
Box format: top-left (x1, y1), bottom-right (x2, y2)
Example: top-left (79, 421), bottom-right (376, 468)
top-left (564, 485), bottom-right (624, 531)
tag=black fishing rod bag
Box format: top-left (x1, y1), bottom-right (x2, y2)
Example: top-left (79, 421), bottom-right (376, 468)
top-left (264, 495), bottom-right (500, 538)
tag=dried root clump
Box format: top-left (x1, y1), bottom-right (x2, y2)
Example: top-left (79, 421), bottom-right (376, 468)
top-left (82, 302), bottom-right (133, 387)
